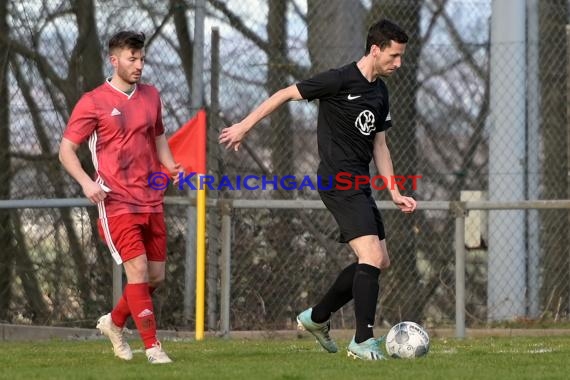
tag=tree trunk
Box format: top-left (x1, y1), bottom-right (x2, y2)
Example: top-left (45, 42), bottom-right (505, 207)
top-left (0, 0), bottom-right (13, 322)
top-left (71, 0), bottom-right (104, 95)
top-left (170, 0), bottom-right (194, 94)
top-left (267, 0), bottom-right (293, 186)
top-left (12, 211), bottom-right (50, 323)
top-left (307, 0), bottom-right (366, 73)
top-left (14, 0), bottom-right (107, 318)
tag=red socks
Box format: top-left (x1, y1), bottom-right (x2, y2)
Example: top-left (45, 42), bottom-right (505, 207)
top-left (113, 283), bottom-right (158, 349)
top-left (110, 295), bottom-right (130, 328)
top-left (111, 286), bottom-right (156, 328)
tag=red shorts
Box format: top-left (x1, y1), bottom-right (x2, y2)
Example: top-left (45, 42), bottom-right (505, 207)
top-left (97, 213), bottom-right (167, 264)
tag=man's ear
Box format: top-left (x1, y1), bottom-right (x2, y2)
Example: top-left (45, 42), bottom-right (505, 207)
top-left (371, 44), bottom-right (381, 57)
top-left (109, 54), bottom-right (118, 69)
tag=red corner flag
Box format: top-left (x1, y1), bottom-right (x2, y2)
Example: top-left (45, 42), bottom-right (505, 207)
top-left (168, 109), bottom-right (207, 174)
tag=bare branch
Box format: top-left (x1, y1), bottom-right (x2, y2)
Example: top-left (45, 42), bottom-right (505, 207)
top-left (421, 0), bottom-right (448, 45)
top-left (208, 0), bottom-right (308, 79)
top-left (434, 0), bottom-right (486, 79)
top-left (169, 0), bottom-right (193, 91)
top-left (11, 56), bottom-right (53, 154)
top-left (209, 0), bottom-right (268, 50)
top-left (0, 34), bottom-right (66, 91)
top-left (290, 0), bottom-right (307, 23)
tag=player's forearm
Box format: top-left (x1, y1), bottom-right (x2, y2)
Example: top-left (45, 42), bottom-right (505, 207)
top-left (155, 134), bottom-right (177, 171)
top-left (241, 85), bottom-right (302, 130)
top-left (59, 145), bottom-right (94, 188)
top-left (374, 148), bottom-right (401, 199)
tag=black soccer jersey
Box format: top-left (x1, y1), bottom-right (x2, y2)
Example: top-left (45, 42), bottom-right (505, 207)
top-left (296, 62), bottom-right (392, 184)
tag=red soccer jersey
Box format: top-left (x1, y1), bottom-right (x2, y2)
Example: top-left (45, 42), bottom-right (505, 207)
top-left (64, 80), bottom-right (165, 217)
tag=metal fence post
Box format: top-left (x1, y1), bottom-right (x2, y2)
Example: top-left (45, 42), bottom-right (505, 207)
top-left (452, 201), bottom-right (467, 338)
top-left (220, 200), bottom-right (233, 338)
top-left (206, 26), bottom-right (221, 333)
top-left (183, 196), bottom-right (196, 325)
top-left (566, 25), bottom-right (570, 313)
top-left (112, 264), bottom-right (122, 307)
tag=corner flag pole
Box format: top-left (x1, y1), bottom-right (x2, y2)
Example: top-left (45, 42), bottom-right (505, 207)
top-left (195, 173), bottom-right (207, 340)
top-left (191, 0), bottom-right (206, 341)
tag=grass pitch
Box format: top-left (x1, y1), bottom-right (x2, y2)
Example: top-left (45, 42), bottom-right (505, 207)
top-left (2, 335), bottom-right (570, 379)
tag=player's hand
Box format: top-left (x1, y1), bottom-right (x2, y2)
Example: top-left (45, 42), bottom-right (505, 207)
top-left (219, 123), bottom-right (248, 151)
top-left (393, 194), bottom-right (416, 214)
top-left (167, 163), bottom-right (184, 185)
top-left (82, 181), bottom-right (108, 204)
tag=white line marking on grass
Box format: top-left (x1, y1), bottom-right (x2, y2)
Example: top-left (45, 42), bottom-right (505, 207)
top-left (495, 348), bottom-right (554, 354)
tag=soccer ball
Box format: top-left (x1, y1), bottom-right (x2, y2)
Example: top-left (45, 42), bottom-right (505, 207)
top-left (385, 321), bottom-right (430, 359)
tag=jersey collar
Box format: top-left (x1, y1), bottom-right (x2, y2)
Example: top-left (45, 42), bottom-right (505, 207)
top-left (105, 77), bottom-right (137, 99)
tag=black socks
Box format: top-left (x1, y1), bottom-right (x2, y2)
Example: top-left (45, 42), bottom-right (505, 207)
top-left (311, 262), bottom-right (381, 344)
top-left (311, 262), bottom-right (357, 323)
top-left (353, 263), bottom-right (380, 343)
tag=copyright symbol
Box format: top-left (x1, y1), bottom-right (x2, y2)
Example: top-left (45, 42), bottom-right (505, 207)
top-left (148, 172), bottom-right (170, 190)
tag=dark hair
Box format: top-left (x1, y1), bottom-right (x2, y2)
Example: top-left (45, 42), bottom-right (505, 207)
top-left (108, 31), bottom-right (146, 54)
top-left (365, 19), bottom-right (408, 53)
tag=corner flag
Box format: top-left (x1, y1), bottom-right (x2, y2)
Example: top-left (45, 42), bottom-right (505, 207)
top-left (168, 109), bottom-right (207, 174)
top-left (167, 109), bottom-right (208, 340)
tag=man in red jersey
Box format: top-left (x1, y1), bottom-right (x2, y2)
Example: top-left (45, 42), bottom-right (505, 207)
top-left (59, 31), bottom-right (180, 364)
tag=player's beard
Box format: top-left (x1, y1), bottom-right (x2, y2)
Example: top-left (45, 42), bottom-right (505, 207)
top-left (117, 66), bottom-right (141, 85)
top-left (375, 59), bottom-right (393, 78)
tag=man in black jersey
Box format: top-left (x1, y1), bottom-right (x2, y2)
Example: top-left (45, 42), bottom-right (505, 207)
top-left (219, 19), bottom-right (416, 361)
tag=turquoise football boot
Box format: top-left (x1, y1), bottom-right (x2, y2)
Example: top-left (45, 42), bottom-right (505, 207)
top-left (296, 308), bottom-right (338, 353)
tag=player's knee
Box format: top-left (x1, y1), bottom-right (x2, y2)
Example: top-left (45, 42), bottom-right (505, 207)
top-left (124, 258), bottom-right (149, 283)
top-left (148, 273), bottom-right (165, 288)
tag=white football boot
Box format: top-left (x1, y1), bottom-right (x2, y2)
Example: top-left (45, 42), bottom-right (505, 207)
top-left (96, 313), bottom-right (133, 360)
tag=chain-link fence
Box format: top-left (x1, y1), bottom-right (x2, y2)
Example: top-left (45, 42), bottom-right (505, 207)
top-left (0, 0), bottom-right (569, 333)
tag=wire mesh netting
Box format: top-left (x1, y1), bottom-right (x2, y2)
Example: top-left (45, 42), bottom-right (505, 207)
top-left (0, 0), bottom-right (568, 333)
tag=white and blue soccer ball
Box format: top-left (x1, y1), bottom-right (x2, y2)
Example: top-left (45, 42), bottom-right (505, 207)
top-left (385, 321), bottom-right (430, 359)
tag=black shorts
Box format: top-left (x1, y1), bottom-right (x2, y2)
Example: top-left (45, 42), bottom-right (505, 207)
top-left (319, 187), bottom-right (386, 243)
